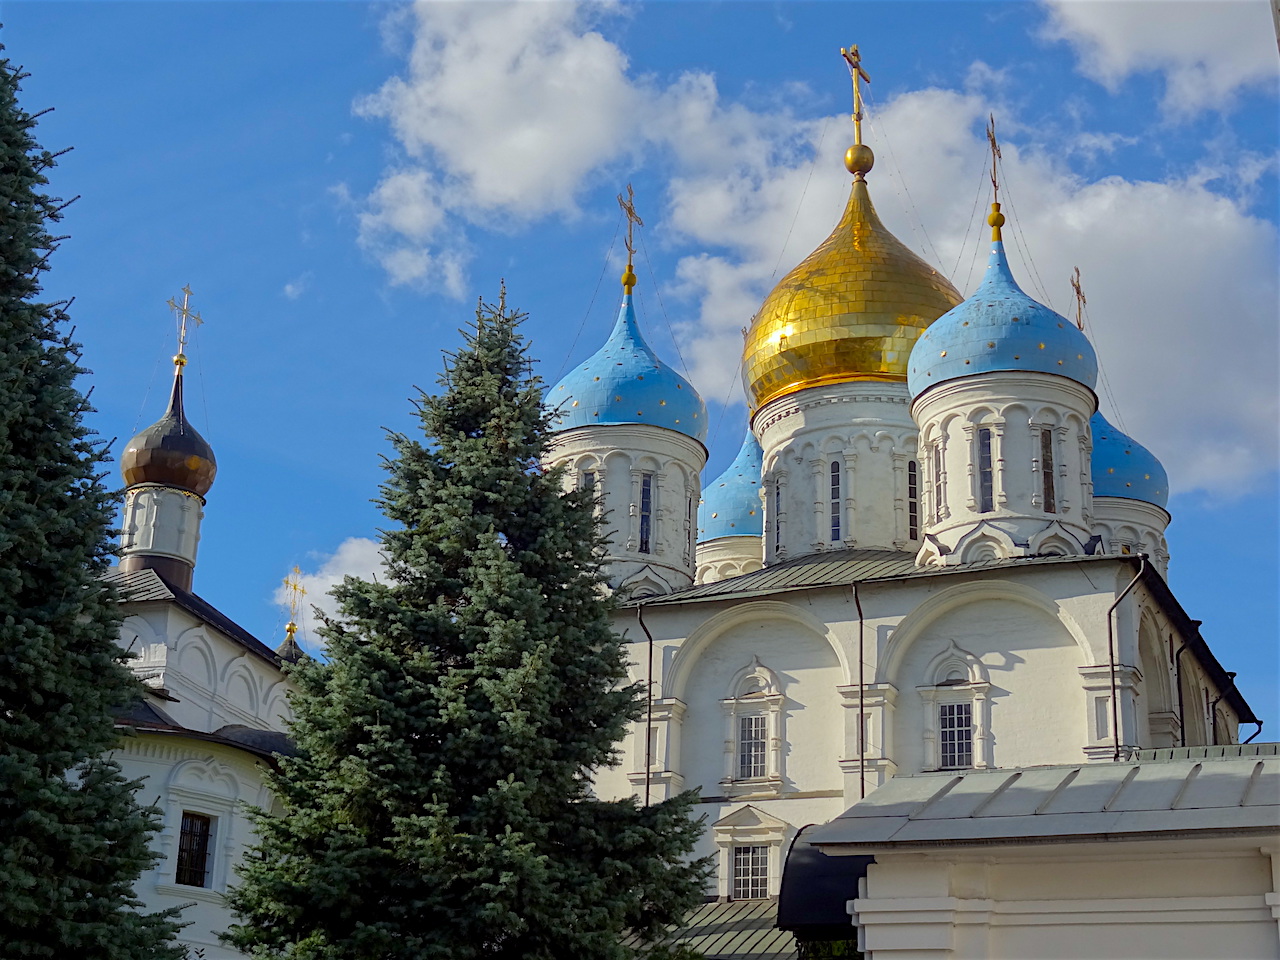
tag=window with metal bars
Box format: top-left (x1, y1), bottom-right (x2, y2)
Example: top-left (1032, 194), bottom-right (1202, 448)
top-left (1040, 429), bottom-right (1056, 513)
top-left (939, 702), bottom-right (973, 769)
top-left (977, 428), bottom-right (994, 513)
top-left (732, 844), bottom-right (769, 900)
top-left (907, 459), bottom-right (919, 539)
top-left (581, 470), bottom-right (595, 492)
top-left (773, 483), bottom-right (782, 551)
top-left (176, 811), bottom-right (212, 887)
top-left (829, 461), bottom-right (842, 541)
top-left (639, 473), bottom-right (653, 553)
top-left (738, 714), bottom-right (767, 779)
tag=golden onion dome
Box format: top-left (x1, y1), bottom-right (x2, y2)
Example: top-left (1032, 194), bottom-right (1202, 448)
top-left (742, 176), bottom-right (963, 411)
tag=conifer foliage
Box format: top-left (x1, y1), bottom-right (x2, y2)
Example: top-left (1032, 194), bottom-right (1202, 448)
top-left (0, 53), bottom-right (182, 958)
top-left (225, 293), bottom-right (708, 959)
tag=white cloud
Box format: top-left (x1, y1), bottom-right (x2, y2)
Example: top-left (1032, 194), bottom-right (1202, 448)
top-left (355, 1), bottom-right (1277, 496)
top-left (283, 271), bottom-right (312, 300)
top-left (274, 537), bottom-right (387, 651)
top-left (1040, 0), bottom-right (1278, 115)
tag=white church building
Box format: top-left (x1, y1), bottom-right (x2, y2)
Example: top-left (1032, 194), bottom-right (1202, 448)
top-left (105, 66), bottom-right (1276, 960)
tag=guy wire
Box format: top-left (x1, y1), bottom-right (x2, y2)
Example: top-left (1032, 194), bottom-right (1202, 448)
top-left (554, 210), bottom-right (622, 382)
top-left (862, 88), bottom-right (943, 270)
top-left (638, 229), bottom-right (692, 381)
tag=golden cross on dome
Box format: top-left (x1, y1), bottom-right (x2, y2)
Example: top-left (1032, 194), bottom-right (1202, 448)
top-left (166, 284), bottom-right (203, 365)
top-left (1071, 266), bottom-right (1087, 331)
top-left (986, 115), bottom-right (1005, 242)
top-left (840, 45), bottom-right (871, 146)
top-left (282, 565), bottom-right (307, 643)
top-left (617, 184), bottom-right (643, 294)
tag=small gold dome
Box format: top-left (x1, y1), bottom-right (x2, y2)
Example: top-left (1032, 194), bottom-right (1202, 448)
top-left (742, 178), bottom-right (962, 411)
top-left (121, 366), bottom-right (217, 497)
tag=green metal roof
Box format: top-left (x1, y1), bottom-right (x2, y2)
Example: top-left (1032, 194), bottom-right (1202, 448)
top-left (628, 548), bottom-right (1118, 608)
top-left (627, 898), bottom-right (797, 959)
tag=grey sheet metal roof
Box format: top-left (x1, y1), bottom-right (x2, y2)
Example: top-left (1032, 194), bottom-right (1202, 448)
top-left (806, 744), bottom-right (1280, 850)
top-left (115, 693), bottom-right (296, 761)
top-left (627, 898), bottom-right (797, 959)
top-left (628, 549), bottom-right (1115, 607)
top-left (105, 566), bottom-right (282, 667)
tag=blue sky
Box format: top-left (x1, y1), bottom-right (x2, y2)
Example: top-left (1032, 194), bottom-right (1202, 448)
top-left (5, 1), bottom-right (1276, 730)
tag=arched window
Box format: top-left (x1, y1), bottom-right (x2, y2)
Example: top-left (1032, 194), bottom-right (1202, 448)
top-left (917, 641), bottom-right (992, 770)
top-left (721, 657), bottom-right (784, 797)
top-left (932, 442), bottom-right (946, 523)
top-left (829, 460), bottom-right (842, 542)
top-left (907, 459), bottom-right (920, 539)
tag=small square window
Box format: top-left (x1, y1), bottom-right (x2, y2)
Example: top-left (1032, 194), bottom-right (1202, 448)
top-left (176, 811), bottom-right (213, 887)
top-left (732, 844), bottom-right (769, 900)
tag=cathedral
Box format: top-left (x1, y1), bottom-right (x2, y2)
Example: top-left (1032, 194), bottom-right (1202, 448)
top-left (107, 62), bottom-right (1276, 960)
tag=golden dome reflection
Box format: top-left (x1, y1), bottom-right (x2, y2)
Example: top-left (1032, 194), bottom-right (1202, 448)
top-left (742, 178), bottom-right (962, 411)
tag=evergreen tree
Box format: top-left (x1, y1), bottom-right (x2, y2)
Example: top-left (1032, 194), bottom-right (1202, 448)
top-left (225, 292), bottom-right (709, 959)
top-left (0, 52), bottom-right (182, 959)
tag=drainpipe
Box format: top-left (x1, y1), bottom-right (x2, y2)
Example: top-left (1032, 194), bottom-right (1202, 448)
top-left (1173, 641), bottom-right (1190, 747)
top-left (1244, 721), bottom-right (1264, 744)
top-left (636, 603), bottom-right (656, 808)
top-left (1108, 554), bottom-right (1147, 761)
top-left (851, 582), bottom-right (866, 799)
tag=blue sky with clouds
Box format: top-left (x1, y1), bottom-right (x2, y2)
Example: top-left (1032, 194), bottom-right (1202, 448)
top-left (5, 1), bottom-right (1276, 727)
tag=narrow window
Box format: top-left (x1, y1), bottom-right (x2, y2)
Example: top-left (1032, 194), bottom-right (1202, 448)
top-left (829, 460), bottom-right (842, 542)
top-left (939, 703), bottom-right (973, 769)
top-left (933, 444), bottom-right (945, 523)
top-left (176, 812), bottom-right (213, 887)
top-left (977, 428), bottom-right (994, 513)
top-left (686, 494), bottom-right (694, 557)
top-left (907, 459), bottom-right (920, 539)
top-left (732, 845), bottom-right (769, 900)
top-left (638, 473), bottom-right (653, 553)
top-left (773, 483), bottom-right (782, 551)
top-left (738, 714), bottom-right (767, 779)
top-left (1040, 429), bottom-right (1056, 513)
top-left (581, 470), bottom-right (596, 492)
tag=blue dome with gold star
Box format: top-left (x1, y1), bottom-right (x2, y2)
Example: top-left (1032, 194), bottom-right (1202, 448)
top-left (908, 239), bottom-right (1098, 399)
top-left (698, 431), bottom-right (763, 542)
top-left (549, 293), bottom-right (707, 442)
top-left (1090, 412), bottom-right (1168, 508)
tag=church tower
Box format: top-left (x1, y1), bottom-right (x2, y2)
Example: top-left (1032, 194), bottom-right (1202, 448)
top-left (1090, 411), bottom-right (1171, 574)
top-left (907, 143), bottom-right (1099, 565)
top-left (118, 288), bottom-right (216, 591)
top-left (546, 191), bottom-right (708, 598)
top-left (695, 430), bottom-right (764, 583)
top-left (742, 47), bottom-right (961, 564)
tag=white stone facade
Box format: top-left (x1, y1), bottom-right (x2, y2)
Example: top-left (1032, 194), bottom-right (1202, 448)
top-left (754, 382), bottom-right (923, 563)
top-left (120, 484), bottom-right (206, 575)
top-left (545, 422), bottom-right (706, 596)
top-left (1093, 494), bottom-right (1171, 576)
top-left (911, 371), bottom-right (1096, 565)
top-left (694, 535), bottom-right (764, 584)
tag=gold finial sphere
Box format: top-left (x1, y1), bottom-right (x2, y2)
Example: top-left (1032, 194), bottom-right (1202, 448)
top-left (845, 144), bottom-right (875, 177)
top-left (987, 201), bottom-right (1005, 240)
top-left (621, 266), bottom-right (637, 292)
top-left (173, 353), bottom-right (188, 367)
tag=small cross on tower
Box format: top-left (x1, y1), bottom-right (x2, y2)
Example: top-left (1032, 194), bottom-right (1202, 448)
top-left (282, 565), bottom-right (307, 645)
top-left (1070, 266), bottom-right (1087, 332)
top-left (617, 184), bottom-right (644, 294)
top-left (166, 284), bottom-right (204, 365)
top-left (840, 44), bottom-right (871, 145)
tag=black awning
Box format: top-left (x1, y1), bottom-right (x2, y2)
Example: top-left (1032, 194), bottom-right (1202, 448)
top-left (777, 826), bottom-right (873, 939)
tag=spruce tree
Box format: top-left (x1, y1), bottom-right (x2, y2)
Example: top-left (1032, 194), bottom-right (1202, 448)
top-left (0, 52), bottom-right (182, 959)
top-left (224, 292), bottom-right (708, 959)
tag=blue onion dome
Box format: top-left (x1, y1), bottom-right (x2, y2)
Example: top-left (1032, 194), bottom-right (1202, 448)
top-left (908, 210), bottom-right (1098, 398)
top-left (1090, 412), bottom-right (1169, 508)
top-left (698, 432), bottom-right (764, 542)
top-left (549, 293), bottom-right (707, 442)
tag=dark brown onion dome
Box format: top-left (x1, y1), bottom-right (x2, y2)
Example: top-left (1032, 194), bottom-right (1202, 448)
top-left (121, 363), bottom-right (217, 497)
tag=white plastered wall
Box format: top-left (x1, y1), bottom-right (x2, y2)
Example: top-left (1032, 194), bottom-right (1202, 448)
top-left (545, 422), bottom-right (706, 595)
top-left (753, 382), bottom-right (922, 562)
top-left (695, 535), bottom-right (764, 584)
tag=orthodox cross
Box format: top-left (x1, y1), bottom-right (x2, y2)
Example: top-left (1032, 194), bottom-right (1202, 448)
top-left (986, 115), bottom-right (1006, 241)
top-left (166, 285), bottom-right (203, 362)
top-left (1070, 266), bottom-right (1087, 331)
top-left (617, 184), bottom-right (643, 293)
top-left (840, 44), bottom-right (871, 145)
top-left (283, 565), bottom-right (307, 642)
top-left (986, 114), bottom-right (1002, 202)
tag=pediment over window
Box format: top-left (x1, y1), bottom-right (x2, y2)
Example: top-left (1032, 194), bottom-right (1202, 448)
top-left (921, 639), bottom-right (990, 688)
top-left (713, 803), bottom-right (789, 831)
